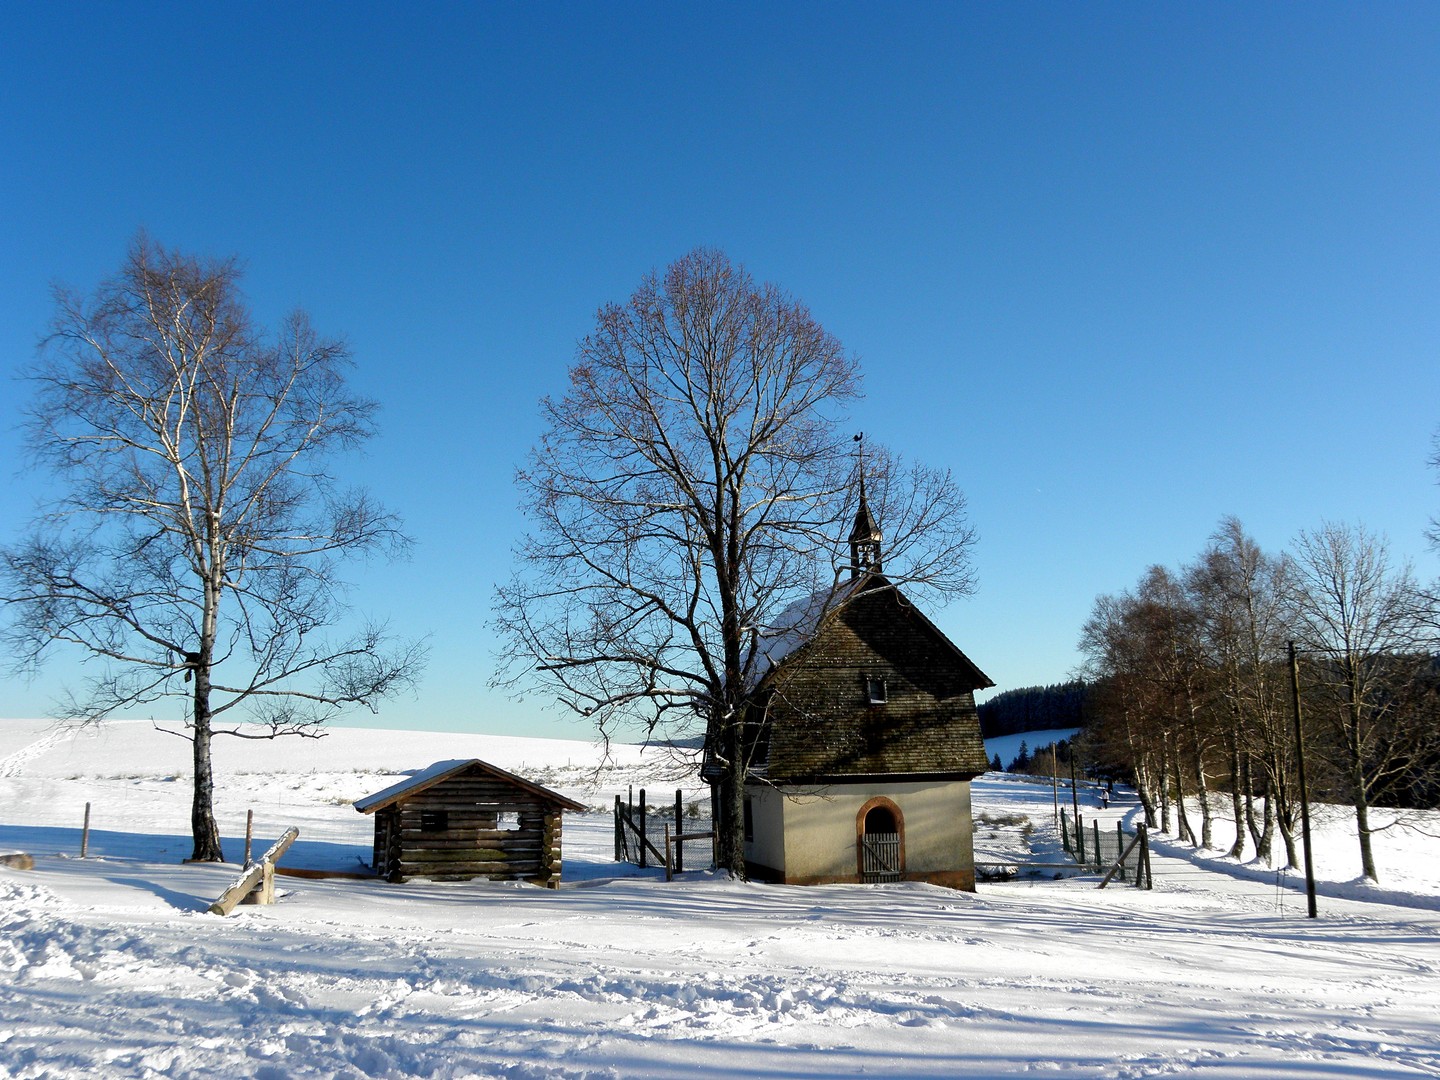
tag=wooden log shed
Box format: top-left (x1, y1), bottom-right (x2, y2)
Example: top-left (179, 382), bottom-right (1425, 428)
top-left (354, 759), bottom-right (586, 888)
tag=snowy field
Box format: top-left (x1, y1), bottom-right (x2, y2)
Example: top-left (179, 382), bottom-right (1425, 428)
top-left (1, 718), bottom-right (1438, 1079)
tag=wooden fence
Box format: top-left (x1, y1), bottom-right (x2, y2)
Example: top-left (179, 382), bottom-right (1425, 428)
top-left (614, 788), bottom-right (714, 879)
top-left (1061, 809), bottom-right (1153, 888)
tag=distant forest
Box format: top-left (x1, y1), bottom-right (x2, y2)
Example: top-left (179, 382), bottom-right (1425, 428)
top-left (977, 680), bottom-right (1091, 739)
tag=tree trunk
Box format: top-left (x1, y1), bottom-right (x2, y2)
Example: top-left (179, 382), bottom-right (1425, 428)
top-left (1257, 788), bottom-right (1276, 866)
top-left (1275, 785), bottom-right (1299, 869)
top-left (189, 663), bottom-right (224, 862)
top-left (1351, 745), bottom-right (1379, 882)
top-left (1241, 749), bottom-right (1261, 852)
top-left (1169, 733), bottom-right (1196, 846)
top-left (1158, 744), bottom-right (1172, 834)
top-left (1225, 734), bottom-right (1245, 860)
top-left (1134, 759), bottom-right (1158, 828)
top-left (1188, 723), bottom-right (1213, 849)
top-left (715, 716), bottom-right (747, 879)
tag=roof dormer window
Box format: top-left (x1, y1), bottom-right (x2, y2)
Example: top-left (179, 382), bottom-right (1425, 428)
top-left (866, 676), bottom-right (888, 704)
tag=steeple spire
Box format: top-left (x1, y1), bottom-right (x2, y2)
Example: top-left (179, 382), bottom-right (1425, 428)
top-left (849, 433), bottom-right (882, 579)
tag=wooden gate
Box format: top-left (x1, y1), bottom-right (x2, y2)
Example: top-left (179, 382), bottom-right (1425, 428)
top-left (860, 831), bottom-right (901, 883)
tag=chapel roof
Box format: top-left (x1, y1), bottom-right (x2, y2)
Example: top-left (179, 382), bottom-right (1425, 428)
top-left (743, 577), bottom-right (993, 783)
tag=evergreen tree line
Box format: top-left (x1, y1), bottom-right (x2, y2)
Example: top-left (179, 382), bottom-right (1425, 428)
top-left (1077, 515), bottom-right (1439, 883)
top-left (989, 737), bottom-right (1080, 777)
top-left (977, 680), bottom-right (1092, 738)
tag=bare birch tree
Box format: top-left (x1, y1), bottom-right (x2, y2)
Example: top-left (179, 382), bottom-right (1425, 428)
top-left (1187, 518), bottom-right (1296, 865)
top-left (1286, 521), bottom-right (1431, 881)
top-left (1, 236), bottom-right (425, 861)
top-left (492, 249), bottom-right (976, 876)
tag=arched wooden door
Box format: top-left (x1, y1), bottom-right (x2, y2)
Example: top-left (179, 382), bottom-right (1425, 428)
top-left (856, 798), bottom-right (904, 883)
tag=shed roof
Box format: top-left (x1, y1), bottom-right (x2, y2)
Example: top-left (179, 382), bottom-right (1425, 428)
top-left (354, 758), bottom-right (587, 815)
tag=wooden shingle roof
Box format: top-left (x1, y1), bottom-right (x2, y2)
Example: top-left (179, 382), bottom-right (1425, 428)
top-left (753, 577), bottom-right (993, 783)
top-left (354, 758), bottom-right (587, 815)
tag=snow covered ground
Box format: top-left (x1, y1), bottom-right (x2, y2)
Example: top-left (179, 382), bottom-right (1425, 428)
top-left (1, 717), bottom-right (1437, 1078)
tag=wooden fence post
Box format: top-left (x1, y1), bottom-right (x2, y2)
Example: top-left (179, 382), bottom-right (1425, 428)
top-left (1076, 812), bottom-right (1085, 862)
top-left (638, 789), bottom-right (647, 869)
top-left (1092, 820), bottom-right (1101, 871)
top-left (1098, 826), bottom-right (1147, 889)
top-left (1116, 820), bottom-right (1126, 881)
top-left (244, 809), bottom-right (254, 867)
top-left (614, 795), bottom-right (623, 862)
top-left (80, 802), bottom-right (91, 858)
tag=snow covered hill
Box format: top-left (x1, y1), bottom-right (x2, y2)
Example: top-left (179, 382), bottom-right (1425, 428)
top-left (1, 718), bottom-right (1437, 1078)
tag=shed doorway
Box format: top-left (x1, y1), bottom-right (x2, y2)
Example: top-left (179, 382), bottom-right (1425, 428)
top-left (858, 800), bottom-right (903, 883)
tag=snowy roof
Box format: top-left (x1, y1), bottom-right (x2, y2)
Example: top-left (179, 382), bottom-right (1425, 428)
top-left (354, 757), bottom-right (586, 814)
top-left (750, 577), bottom-right (866, 683)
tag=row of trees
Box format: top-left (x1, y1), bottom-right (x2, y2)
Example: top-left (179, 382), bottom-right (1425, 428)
top-left (976, 680), bottom-right (1091, 739)
top-left (1078, 516), bottom-right (1438, 882)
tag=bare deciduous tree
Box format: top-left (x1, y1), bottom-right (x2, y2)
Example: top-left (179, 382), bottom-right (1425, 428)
top-left (1187, 518), bottom-right (1295, 865)
top-left (1, 236), bottom-right (425, 861)
top-left (1286, 521), bottom-right (1430, 881)
top-left (493, 249), bottom-right (976, 876)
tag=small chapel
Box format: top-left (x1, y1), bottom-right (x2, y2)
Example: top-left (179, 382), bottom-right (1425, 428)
top-left (712, 475), bottom-right (994, 889)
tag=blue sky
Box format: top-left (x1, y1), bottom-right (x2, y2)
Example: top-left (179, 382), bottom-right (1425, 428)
top-left (2, 4), bottom-right (1438, 739)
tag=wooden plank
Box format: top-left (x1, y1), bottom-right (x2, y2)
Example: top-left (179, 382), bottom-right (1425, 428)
top-left (400, 851), bottom-right (540, 865)
top-left (401, 865), bottom-right (542, 879)
top-left (207, 828), bottom-right (299, 916)
top-left (403, 788), bottom-right (549, 805)
top-left (260, 827), bottom-right (300, 865)
top-left (398, 826), bottom-right (545, 840)
top-left (208, 862), bottom-right (267, 916)
top-left (400, 860), bottom-right (543, 874)
top-left (402, 851), bottom-right (546, 864)
top-left (1098, 830), bottom-right (1145, 889)
top-left (399, 838), bottom-right (545, 853)
top-left (398, 817), bottom-right (543, 830)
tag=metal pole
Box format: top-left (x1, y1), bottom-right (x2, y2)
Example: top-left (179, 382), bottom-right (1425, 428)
top-left (1289, 642), bottom-right (1318, 919)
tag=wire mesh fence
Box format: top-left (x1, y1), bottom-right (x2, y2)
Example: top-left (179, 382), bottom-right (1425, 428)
top-left (17, 778), bottom-right (379, 870)
top-left (613, 788), bottom-right (713, 872)
top-left (1061, 809), bottom-right (1151, 887)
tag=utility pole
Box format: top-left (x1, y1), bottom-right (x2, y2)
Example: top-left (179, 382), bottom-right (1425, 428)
top-left (1289, 641), bottom-right (1318, 919)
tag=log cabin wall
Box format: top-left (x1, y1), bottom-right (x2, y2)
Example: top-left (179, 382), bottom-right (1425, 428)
top-left (382, 769), bottom-right (568, 887)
